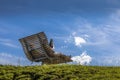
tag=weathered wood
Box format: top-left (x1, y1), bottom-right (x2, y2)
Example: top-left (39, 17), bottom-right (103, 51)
top-left (19, 32), bottom-right (48, 62)
top-left (19, 32), bottom-right (72, 64)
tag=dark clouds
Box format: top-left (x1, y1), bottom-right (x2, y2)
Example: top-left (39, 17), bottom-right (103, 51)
top-left (0, 0), bottom-right (120, 16)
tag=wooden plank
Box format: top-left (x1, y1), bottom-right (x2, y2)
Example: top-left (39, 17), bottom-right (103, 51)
top-left (19, 32), bottom-right (49, 62)
top-left (19, 39), bottom-right (33, 61)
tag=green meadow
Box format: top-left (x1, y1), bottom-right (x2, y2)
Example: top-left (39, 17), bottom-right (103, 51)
top-left (0, 64), bottom-right (120, 80)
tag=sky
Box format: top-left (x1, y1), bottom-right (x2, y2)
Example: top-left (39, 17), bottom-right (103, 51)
top-left (0, 0), bottom-right (120, 66)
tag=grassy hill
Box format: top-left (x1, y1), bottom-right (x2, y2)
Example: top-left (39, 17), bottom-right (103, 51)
top-left (0, 64), bottom-right (120, 80)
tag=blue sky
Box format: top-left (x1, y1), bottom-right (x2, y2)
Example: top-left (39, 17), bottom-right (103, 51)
top-left (0, 0), bottom-right (120, 66)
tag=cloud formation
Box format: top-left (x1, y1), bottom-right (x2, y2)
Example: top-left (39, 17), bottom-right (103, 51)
top-left (71, 51), bottom-right (92, 65)
top-left (0, 38), bottom-right (19, 48)
top-left (74, 36), bottom-right (86, 47)
top-left (61, 9), bottom-right (120, 66)
top-left (0, 52), bottom-right (27, 65)
top-left (0, 1), bottom-right (120, 66)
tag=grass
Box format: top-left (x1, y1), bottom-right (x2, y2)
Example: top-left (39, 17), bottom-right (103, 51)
top-left (0, 64), bottom-right (120, 80)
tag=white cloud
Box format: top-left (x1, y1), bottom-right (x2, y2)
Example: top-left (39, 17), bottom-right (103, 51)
top-left (74, 36), bottom-right (86, 47)
top-left (0, 38), bottom-right (19, 48)
top-left (71, 51), bottom-right (92, 65)
top-left (64, 33), bottom-right (87, 47)
top-left (0, 52), bottom-right (43, 66)
top-left (0, 38), bottom-right (11, 42)
top-left (0, 52), bottom-right (28, 65)
top-left (93, 56), bottom-right (120, 66)
top-left (63, 9), bottom-right (120, 66)
top-left (110, 9), bottom-right (120, 22)
top-left (0, 42), bottom-right (19, 48)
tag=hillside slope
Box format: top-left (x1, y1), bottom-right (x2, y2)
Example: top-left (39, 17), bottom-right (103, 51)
top-left (0, 64), bottom-right (120, 80)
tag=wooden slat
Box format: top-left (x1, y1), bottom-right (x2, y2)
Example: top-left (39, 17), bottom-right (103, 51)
top-left (19, 39), bottom-right (33, 61)
top-left (19, 32), bottom-right (49, 62)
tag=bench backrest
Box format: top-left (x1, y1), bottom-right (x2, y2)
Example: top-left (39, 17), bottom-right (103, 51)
top-left (19, 32), bottom-right (50, 62)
